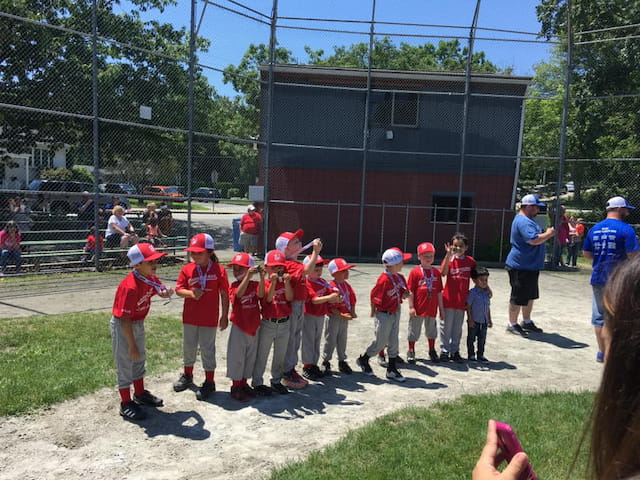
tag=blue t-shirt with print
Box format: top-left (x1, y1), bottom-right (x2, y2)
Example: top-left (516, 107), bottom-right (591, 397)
top-left (582, 217), bottom-right (639, 285)
top-left (505, 214), bottom-right (545, 270)
top-left (466, 286), bottom-right (490, 324)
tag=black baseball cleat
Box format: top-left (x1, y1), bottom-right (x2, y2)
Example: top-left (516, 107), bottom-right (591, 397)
top-left (507, 323), bottom-right (529, 337)
top-left (133, 389), bottom-right (163, 407)
top-left (521, 321), bottom-right (543, 333)
top-left (195, 381), bottom-right (215, 401)
top-left (120, 401), bottom-right (146, 421)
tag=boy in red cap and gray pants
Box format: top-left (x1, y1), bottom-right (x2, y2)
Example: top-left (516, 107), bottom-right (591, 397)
top-left (252, 249), bottom-right (293, 395)
top-left (406, 242), bottom-right (444, 363)
top-left (357, 247), bottom-right (411, 382)
top-left (226, 252), bottom-right (265, 402)
top-left (110, 243), bottom-right (173, 421)
top-left (275, 229), bottom-right (323, 389)
top-left (321, 257), bottom-right (357, 375)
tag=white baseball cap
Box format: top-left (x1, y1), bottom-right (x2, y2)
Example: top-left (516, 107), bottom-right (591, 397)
top-left (606, 196), bottom-right (635, 210)
top-left (520, 194), bottom-right (545, 207)
top-left (127, 243), bottom-right (166, 267)
top-left (382, 247), bottom-right (412, 266)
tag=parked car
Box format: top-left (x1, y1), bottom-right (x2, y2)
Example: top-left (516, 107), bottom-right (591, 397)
top-left (101, 183), bottom-right (137, 196)
top-left (142, 185), bottom-right (183, 199)
top-left (191, 187), bottom-right (221, 203)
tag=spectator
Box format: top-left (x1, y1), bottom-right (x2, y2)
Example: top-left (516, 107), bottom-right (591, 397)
top-left (141, 202), bottom-right (157, 225)
top-left (8, 196), bottom-right (32, 232)
top-left (81, 225), bottom-right (103, 262)
top-left (105, 205), bottom-right (138, 248)
top-left (103, 195), bottom-right (127, 215)
top-left (565, 216), bottom-right (584, 267)
top-left (157, 203), bottom-right (173, 235)
top-left (239, 204), bottom-right (262, 256)
top-left (473, 254), bottom-right (640, 480)
top-left (582, 196), bottom-right (639, 362)
top-left (76, 191), bottom-right (99, 229)
top-left (552, 204), bottom-right (569, 268)
top-left (505, 194), bottom-right (555, 336)
top-left (0, 220), bottom-right (22, 275)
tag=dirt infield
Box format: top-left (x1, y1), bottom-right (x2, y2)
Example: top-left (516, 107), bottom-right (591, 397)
top-left (0, 263), bottom-right (601, 480)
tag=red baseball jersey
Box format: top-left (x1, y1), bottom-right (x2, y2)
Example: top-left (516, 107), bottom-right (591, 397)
top-left (330, 279), bottom-right (356, 315)
top-left (229, 279), bottom-right (261, 336)
top-left (407, 265), bottom-right (443, 317)
top-left (370, 271), bottom-right (407, 314)
top-left (303, 277), bottom-right (336, 316)
top-left (260, 278), bottom-right (292, 318)
top-left (111, 270), bottom-right (160, 322)
top-left (442, 255), bottom-right (476, 310)
top-left (176, 261), bottom-right (229, 327)
top-left (284, 259), bottom-right (308, 301)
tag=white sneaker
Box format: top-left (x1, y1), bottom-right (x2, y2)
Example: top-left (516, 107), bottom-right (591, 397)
top-left (385, 369), bottom-right (406, 382)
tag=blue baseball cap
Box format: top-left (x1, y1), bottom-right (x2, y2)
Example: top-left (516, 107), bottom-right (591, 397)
top-left (521, 194), bottom-right (545, 207)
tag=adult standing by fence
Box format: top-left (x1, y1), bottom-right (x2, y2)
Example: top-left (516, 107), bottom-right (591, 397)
top-left (239, 205), bottom-right (262, 256)
top-left (582, 196), bottom-right (639, 363)
top-left (505, 194), bottom-right (555, 337)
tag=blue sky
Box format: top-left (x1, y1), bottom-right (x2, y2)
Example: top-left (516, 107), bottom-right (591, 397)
top-left (121, 0), bottom-right (555, 96)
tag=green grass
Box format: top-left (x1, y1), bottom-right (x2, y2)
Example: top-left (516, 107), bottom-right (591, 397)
top-left (269, 391), bottom-right (593, 480)
top-left (0, 312), bottom-right (182, 416)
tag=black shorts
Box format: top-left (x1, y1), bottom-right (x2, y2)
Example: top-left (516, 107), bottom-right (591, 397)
top-left (507, 267), bottom-right (539, 306)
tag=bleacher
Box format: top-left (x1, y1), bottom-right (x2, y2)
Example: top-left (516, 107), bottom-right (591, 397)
top-left (3, 211), bottom-right (188, 274)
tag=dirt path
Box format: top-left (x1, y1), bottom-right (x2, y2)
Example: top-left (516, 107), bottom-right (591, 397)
top-left (0, 265), bottom-right (600, 480)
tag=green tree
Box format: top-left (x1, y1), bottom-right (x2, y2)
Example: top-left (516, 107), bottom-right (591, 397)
top-left (0, 0), bottom-right (218, 186)
top-left (536, 1), bottom-right (640, 207)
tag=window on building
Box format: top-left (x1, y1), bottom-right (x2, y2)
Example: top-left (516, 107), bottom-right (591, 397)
top-left (432, 194), bottom-right (473, 223)
top-left (370, 91), bottom-right (419, 127)
top-left (392, 92), bottom-right (419, 127)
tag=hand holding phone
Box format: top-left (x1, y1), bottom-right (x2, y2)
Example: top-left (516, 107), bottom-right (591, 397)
top-left (493, 421), bottom-right (538, 480)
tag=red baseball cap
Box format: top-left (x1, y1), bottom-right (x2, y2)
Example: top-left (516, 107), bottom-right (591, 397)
top-left (327, 258), bottom-right (355, 275)
top-left (184, 233), bottom-right (214, 252)
top-left (302, 254), bottom-right (328, 266)
top-left (265, 249), bottom-right (286, 267)
top-left (417, 242), bottom-right (435, 255)
top-left (275, 229), bottom-right (304, 252)
top-left (127, 243), bottom-right (166, 266)
top-left (227, 252), bottom-right (255, 268)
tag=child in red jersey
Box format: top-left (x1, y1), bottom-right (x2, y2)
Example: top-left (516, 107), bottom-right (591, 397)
top-left (406, 242), bottom-right (444, 363)
top-left (173, 233), bottom-right (229, 401)
top-left (321, 257), bottom-right (357, 375)
top-left (440, 232), bottom-right (476, 363)
top-left (226, 252), bottom-right (265, 402)
top-left (300, 254), bottom-right (340, 381)
top-left (357, 247), bottom-right (411, 382)
top-left (251, 249), bottom-right (293, 396)
top-left (275, 229), bottom-right (323, 389)
top-left (81, 225), bottom-right (103, 262)
top-left (110, 243), bottom-right (173, 421)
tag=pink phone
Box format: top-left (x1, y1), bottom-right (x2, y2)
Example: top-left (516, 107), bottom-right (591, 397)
top-left (493, 421), bottom-right (538, 480)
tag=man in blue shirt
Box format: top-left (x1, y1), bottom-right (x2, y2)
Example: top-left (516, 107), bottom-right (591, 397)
top-left (582, 196), bottom-right (639, 362)
top-left (505, 194), bottom-right (555, 337)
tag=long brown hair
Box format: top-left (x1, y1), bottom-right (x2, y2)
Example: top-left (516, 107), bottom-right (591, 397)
top-left (589, 254), bottom-right (640, 479)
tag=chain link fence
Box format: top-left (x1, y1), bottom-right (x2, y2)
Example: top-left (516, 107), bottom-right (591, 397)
top-left (1, 1), bottom-right (638, 274)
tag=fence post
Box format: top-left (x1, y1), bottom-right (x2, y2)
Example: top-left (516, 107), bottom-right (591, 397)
top-left (335, 200), bottom-right (341, 256)
top-left (499, 208), bottom-right (506, 263)
top-left (403, 204), bottom-right (409, 253)
top-left (380, 202), bottom-right (386, 254)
